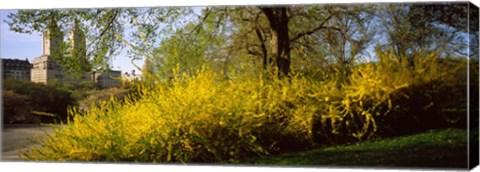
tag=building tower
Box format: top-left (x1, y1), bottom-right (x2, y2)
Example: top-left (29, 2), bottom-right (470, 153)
top-left (68, 19), bottom-right (86, 59)
top-left (42, 22), bottom-right (64, 58)
top-left (30, 20), bottom-right (121, 87)
top-left (31, 21), bottom-right (65, 83)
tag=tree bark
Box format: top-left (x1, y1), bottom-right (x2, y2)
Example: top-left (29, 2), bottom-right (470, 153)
top-left (254, 27), bottom-right (268, 70)
top-left (260, 7), bottom-right (291, 76)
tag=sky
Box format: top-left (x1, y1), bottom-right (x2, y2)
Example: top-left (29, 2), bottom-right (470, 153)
top-left (0, 10), bottom-right (141, 74)
top-left (1, 10), bottom-right (42, 60)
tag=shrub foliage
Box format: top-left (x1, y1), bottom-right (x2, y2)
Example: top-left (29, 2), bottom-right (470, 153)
top-left (3, 79), bottom-right (75, 123)
top-left (22, 50), bottom-right (469, 163)
top-left (3, 90), bottom-right (33, 124)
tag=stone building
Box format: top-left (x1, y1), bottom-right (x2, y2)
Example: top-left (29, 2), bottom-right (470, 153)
top-left (1, 58), bottom-right (32, 81)
top-left (30, 21), bottom-right (121, 88)
top-left (30, 23), bottom-right (69, 84)
top-left (93, 70), bottom-right (122, 88)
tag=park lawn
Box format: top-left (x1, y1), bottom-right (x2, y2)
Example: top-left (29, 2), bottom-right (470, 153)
top-left (244, 128), bottom-right (478, 169)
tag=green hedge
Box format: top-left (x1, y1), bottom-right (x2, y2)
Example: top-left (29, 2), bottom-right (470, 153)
top-left (3, 79), bottom-right (75, 123)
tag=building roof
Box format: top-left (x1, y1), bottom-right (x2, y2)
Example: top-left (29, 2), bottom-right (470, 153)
top-left (1, 58), bottom-right (31, 67)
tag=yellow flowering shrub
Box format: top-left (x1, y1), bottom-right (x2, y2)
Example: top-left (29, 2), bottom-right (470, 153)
top-left (315, 49), bottom-right (466, 140)
top-left (22, 68), bottom-right (322, 162)
top-left (21, 50), bottom-right (467, 162)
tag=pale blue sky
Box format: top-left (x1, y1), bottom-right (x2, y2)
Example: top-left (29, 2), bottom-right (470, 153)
top-left (0, 10), bottom-right (142, 74)
top-left (1, 10), bottom-right (42, 60)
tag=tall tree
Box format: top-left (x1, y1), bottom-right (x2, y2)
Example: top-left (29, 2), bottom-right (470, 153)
top-left (376, 3), bottom-right (473, 67)
top-left (7, 5), bottom-right (374, 77)
top-left (259, 7), bottom-right (291, 76)
top-left (6, 9), bottom-right (130, 74)
top-left (314, 5), bottom-right (375, 79)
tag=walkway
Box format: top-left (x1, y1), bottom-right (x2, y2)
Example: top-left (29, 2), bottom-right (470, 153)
top-left (2, 124), bottom-right (55, 161)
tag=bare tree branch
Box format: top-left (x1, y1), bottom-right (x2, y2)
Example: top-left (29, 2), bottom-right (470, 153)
top-left (290, 12), bottom-right (337, 42)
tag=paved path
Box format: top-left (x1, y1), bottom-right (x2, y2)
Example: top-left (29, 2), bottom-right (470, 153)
top-left (2, 125), bottom-right (55, 161)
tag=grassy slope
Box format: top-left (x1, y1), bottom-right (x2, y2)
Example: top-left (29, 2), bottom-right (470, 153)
top-left (244, 129), bottom-right (478, 169)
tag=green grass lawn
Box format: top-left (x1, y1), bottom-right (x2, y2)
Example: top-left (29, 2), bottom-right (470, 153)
top-left (243, 128), bottom-right (477, 169)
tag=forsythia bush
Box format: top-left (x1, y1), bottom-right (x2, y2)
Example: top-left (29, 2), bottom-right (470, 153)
top-left (23, 68), bottom-right (321, 162)
top-left (22, 50), bottom-right (467, 162)
top-left (315, 49), bottom-right (466, 140)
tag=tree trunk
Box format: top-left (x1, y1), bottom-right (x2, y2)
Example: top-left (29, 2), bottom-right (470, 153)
top-left (260, 7), bottom-right (291, 76)
top-left (254, 27), bottom-right (269, 70)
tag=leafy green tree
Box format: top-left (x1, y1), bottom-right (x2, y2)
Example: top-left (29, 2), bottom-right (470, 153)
top-left (299, 5), bottom-right (375, 80)
top-left (7, 6), bottom-right (344, 77)
top-left (6, 9), bottom-right (129, 75)
top-left (415, 3), bottom-right (479, 59)
top-left (375, 3), bottom-right (475, 67)
top-left (147, 20), bottom-right (226, 79)
top-left (9, 4), bottom-right (471, 78)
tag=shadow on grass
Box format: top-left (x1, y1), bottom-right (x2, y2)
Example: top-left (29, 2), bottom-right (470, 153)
top-left (245, 129), bottom-right (473, 169)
